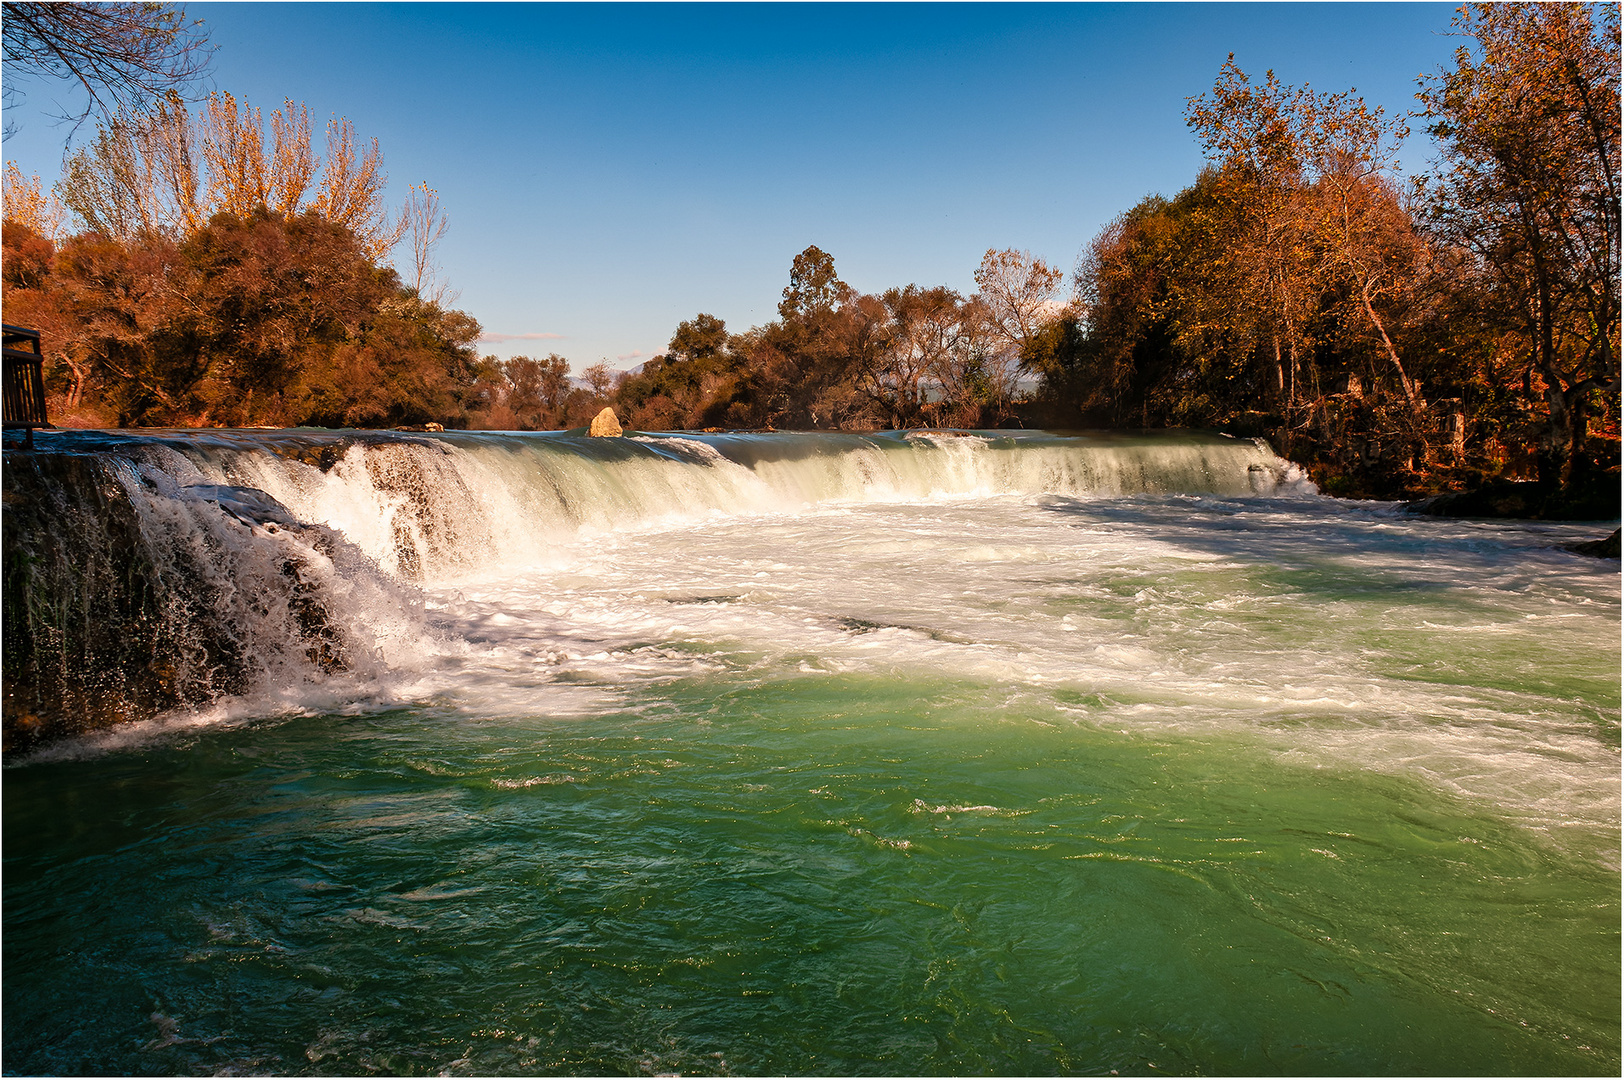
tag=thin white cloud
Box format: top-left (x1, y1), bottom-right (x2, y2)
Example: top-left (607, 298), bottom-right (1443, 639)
top-left (479, 331), bottom-right (566, 343)
top-left (616, 349), bottom-right (647, 362)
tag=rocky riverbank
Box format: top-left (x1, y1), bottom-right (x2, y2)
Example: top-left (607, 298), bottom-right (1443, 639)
top-left (1404, 473), bottom-right (1621, 523)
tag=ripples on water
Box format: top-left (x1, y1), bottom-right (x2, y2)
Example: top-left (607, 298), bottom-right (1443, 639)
top-left (4, 430), bottom-right (1618, 1075)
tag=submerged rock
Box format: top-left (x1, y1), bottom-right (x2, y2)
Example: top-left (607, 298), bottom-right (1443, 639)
top-left (589, 407), bottom-right (623, 437)
top-left (277, 441), bottom-right (349, 472)
top-left (1404, 474), bottom-right (1621, 521)
top-left (1405, 481), bottom-right (1546, 518)
top-left (1565, 529), bottom-right (1621, 559)
top-left (182, 484), bottom-right (301, 528)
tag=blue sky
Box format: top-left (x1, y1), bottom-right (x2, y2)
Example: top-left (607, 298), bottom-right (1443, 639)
top-left (3, 2), bottom-right (1465, 372)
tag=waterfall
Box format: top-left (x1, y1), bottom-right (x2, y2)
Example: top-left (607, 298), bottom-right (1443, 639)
top-left (2, 428), bottom-right (1315, 746)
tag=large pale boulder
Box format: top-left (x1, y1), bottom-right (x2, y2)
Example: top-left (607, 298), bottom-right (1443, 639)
top-left (589, 407), bottom-right (623, 437)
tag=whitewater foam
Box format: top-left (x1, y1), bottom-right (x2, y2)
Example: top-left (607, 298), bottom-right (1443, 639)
top-left (6, 429), bottom-right (1616, 848)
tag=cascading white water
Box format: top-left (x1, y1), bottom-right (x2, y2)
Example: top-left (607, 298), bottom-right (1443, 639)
top-left (3, 427), bottom-right (1316, 737)
top-left (102, 447), bottom-right (428, 703)
top-left (145, 429), bottom-right (1315, 584)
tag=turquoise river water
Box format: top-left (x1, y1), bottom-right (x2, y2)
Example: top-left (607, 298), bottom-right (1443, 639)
top-left (3, 429), bottom-right (1618, 1075)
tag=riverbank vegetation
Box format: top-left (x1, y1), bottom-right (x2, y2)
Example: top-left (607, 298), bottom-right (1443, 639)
top-left (2, 2), bottom-right (1616, 507)
top-left (1056, 3), bottom-right (1618, 509)
top-left (2, 89), bottom-right (480, 429)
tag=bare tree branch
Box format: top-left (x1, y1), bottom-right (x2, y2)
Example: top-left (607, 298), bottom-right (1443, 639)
top-left (405, 182), bottom-right (451, 302)
top-left (2, 1), bottom-right (213, 139)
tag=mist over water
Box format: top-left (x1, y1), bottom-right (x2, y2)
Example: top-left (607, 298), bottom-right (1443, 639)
top-left (4, 429), bottom-right (1618, 1075)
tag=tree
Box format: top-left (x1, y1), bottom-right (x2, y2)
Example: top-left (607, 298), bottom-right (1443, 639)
top-left (974, 247), bottom-right (1063, 355)
top-left (582, 361), bottom-right (615, 399)
top-left (268, 99), bottom-right (316, 217)
top-left (1295, 82), bottom-right (1425, 414)
top-left (57, 91), bottom-right (407, 261)
top-left (1071, 198), bottom-right (1170, 425)
top-left (501, 354), bottom-right (574, 429)
top-left (666, 312), bottom-right (729, 362)
top-left (724, 245), bottom-right (882, 430)
top-left (57, 91), bottom-right (199, 239)
top-left (1, 219), bottom-right (97, 416)
top-left (863, 285), bottom-right (947, 426)
top-left (778, 245), bottom-right (847, 321)
top-left (313, 114), bottom-right (404, 261)
top-left (404, 182), bottom-right (452, 304)
top-left (1187, 56), bottom-right (1434, 469)
top-left (1, 1), bottom-right (212, 137)
top-left (973, 248), bottom-right (1063, 420)
top-left (2, 207), bottom-right (481, 428)
top-left (1418, 1), bottom-right (1621, 489)
top-left (2, 161), bottom-right (61, 238)
top-left (1019, 314), bottom-right (1091, 424)
top-left (609, 314), bottom-right (748, 430)
top-left (1071, 177), bottom-right (1286, 431)
top-left (173, 209), bottom-right (391, 424)
top-left (1186, 61), bottom-right (1332, 418)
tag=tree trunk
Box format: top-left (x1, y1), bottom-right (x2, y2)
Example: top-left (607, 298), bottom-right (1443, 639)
top-left (1563, 386), bottom-right (1589, 489)
top-left (61, 353), bottom-right (89, 410)
top-left (1360, 284), bottom-right (1421, 413)
top-left (1287, 338), bottom-right (1298, 415)
top-left (1525, 210), bottom-right (1579, 492)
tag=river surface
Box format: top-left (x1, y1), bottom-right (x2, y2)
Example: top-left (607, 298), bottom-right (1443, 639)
top-left (3, 429), bottom-right (1618, 1075)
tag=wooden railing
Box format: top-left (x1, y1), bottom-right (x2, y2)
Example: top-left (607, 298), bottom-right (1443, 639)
top-left (3, 324), bottom-right (50, 448)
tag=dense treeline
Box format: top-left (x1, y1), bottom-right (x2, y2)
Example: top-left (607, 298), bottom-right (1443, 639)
top-left (2, 89), bottom-right (482, 428)
top-left (3, 210), bottom-right (481, 428)
top-left (456, 245), bottom-right (1057, 434)
top-left (1036, 3), bottom-right (1619, 503)
top-left (606, 244), bottom-right (1055, 433)
top-left (602, 2), bottom-right (1620, 504)
top-left (2, 2), bottom-right (1616, 506)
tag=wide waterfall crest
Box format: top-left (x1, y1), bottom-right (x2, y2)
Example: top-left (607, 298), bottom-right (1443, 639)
top-left (247, 429), bottom-right (1314, 581)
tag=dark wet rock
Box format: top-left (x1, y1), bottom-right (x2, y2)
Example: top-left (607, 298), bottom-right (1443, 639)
top-left (838, 616), bottom-right (972, 644)
top-left (2, 454), bottom-right (351, 752)
top-left (1405, 475), bottom-right (1621, 521)
top-left (1565, 529), bottom-right (1621, 559)
top-left (182, 485), bottom-right (301, 528)
top-left (3, 453), bottom-right (225, 750)
top-left (1405, 480), bottom-right (1546, 519)
top-left (273, 440), bottom-right (352, 472)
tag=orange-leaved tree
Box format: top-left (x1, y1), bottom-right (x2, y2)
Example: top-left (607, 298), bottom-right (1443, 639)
top-left (1417, 1), bottom-right (1620, 490)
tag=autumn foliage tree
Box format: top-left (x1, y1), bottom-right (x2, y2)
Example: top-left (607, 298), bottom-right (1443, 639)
top-left (2, 209), bottom-right (479, 427)
top-left (56, 91), bottom-right (407, 260)
top-left (1184, 59), bottom-right (1427, 428)
top-left (2, 88), bottom-right (476, 428)
top-left (1048, 3), bottom-right (1617, 504)
top-left (1418, 1), bottom-right (1620, 489)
